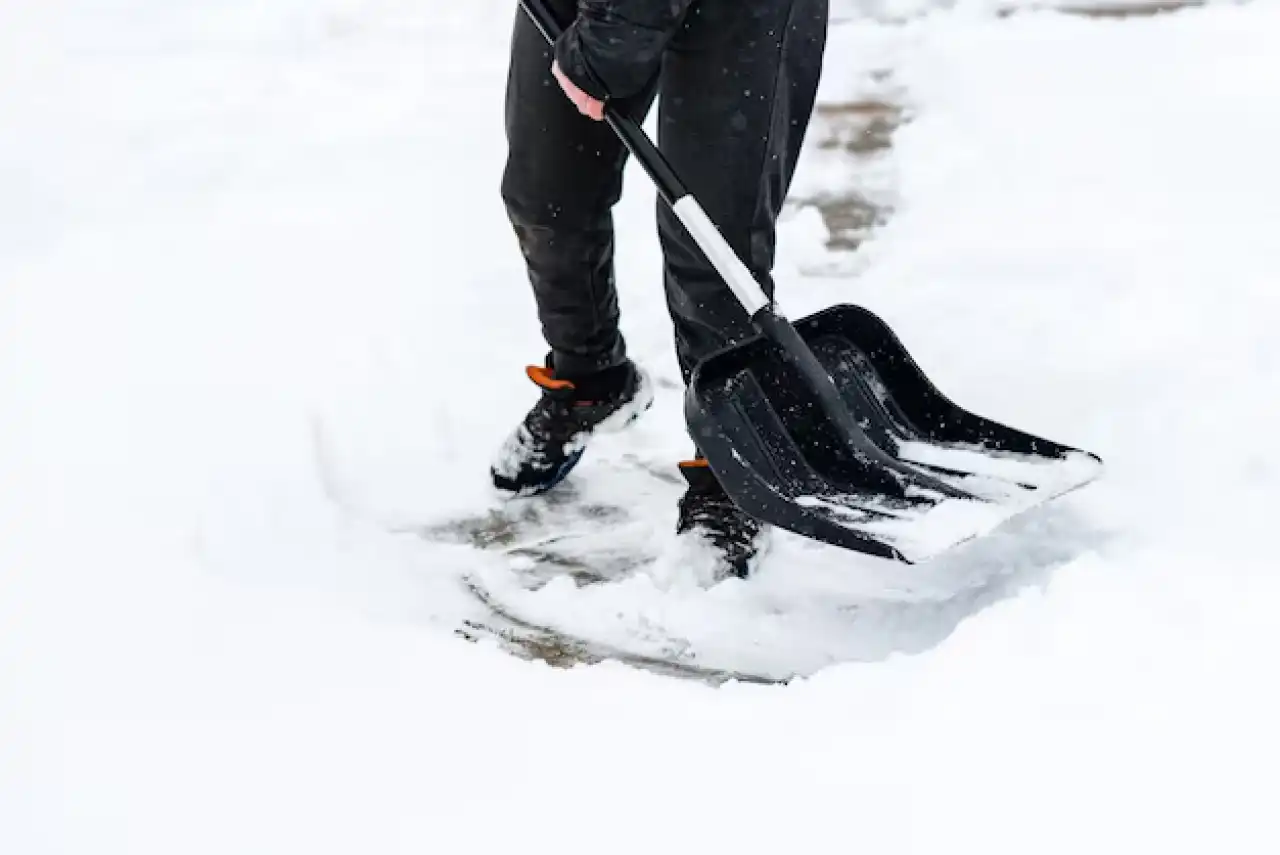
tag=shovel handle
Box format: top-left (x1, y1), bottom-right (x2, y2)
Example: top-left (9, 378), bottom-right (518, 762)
top-left (518, 0), bottom-right (773, 317)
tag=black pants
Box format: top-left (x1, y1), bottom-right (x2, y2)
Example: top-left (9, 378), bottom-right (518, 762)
top-left (501, 0), bottom-right (829, 381)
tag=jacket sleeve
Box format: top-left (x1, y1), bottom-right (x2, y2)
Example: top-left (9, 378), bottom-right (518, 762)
top-left (554, 1), bottom-right (695, 102)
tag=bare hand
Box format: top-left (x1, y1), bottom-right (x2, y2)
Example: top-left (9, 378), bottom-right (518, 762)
top-left (552, 59), bottom-right (605, 121)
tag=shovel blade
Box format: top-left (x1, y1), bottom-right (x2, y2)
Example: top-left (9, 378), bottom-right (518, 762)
top-left (685, 305), bottom-right (1103, 563)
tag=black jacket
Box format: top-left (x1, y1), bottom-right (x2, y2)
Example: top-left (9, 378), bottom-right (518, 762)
top-left (554, 1), bottom-right (695, 102)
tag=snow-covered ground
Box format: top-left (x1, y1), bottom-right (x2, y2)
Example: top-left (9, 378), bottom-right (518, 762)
top-left (4, 0), bottom-right (1278, 852)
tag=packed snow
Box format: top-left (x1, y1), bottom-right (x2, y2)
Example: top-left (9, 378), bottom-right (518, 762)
top-left (3, 0), bottom-right (1278, 852)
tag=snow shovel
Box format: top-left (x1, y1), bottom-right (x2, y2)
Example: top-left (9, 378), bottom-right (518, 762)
top-left (520, 0), bottom-right (1103, 563)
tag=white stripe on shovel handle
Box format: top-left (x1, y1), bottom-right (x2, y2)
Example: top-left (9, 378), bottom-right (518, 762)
top-left (673, 196), bottom-right (772, 318)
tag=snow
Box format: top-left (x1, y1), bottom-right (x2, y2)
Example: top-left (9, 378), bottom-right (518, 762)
top-left (3, 0), bottom-right (1279, 853)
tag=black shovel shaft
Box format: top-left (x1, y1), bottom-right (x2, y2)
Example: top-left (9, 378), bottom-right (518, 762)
top-left (518, 0), bottom-right (687, 207)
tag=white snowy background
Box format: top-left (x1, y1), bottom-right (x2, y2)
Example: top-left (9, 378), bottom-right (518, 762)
top-left (3, 0), bottom-right (1278, 852)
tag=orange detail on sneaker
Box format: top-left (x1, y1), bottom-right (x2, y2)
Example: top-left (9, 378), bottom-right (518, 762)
top-left (678, 458), bottom-right (711, 469)
top-left (526, 365), bottom-right (575, 391)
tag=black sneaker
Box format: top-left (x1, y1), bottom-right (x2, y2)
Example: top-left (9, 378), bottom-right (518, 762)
top-left (676, 460), bottom-right (765, 579)
top-left (490, 360), bottom-right (653, 496)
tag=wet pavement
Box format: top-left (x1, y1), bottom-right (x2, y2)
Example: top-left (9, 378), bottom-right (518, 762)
top-left (804, 98), bottom-right (903, 252)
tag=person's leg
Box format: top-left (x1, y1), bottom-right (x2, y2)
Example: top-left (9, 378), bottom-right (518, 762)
top-left (492, 2), bottom-right (664, 495)
top-left (500, 0), bottom-right (660, 379)
top-left (659, 0), bottom-right (829, 577)
top-left (657, 0), bottom-right (829, 380)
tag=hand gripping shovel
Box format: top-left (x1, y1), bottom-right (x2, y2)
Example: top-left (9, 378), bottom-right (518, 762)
top-left (519, 0), bottom-right (1103, 563)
